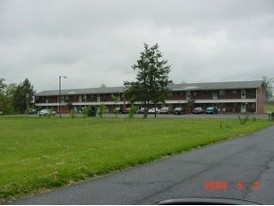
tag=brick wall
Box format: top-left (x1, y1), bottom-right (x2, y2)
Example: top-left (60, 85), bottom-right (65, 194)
top-left (167, 91), bottom-right (186, 100)
top-left (192, 91), bottom-right (212, 99)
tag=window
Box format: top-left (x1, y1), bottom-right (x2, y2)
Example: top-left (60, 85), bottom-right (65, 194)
top-left (219, 90), bottom-right (225, 96)
top-left (246, 89), bottom-right (256, 98)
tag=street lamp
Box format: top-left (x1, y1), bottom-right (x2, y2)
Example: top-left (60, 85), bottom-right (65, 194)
top-left (59, 76), bottom-right (67, 118)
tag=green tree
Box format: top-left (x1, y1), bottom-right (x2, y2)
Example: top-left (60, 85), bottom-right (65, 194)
top-left (0, 78), bottom-right (7, 114)
top-left (100, 84), bottom-right (106, 88)
top-left (111, 94), bottom-right (120, 117)
top-left (128, 104), bottom-right (137, 118)
top-left (0, 79), bottom-right (18, 114)
top-left (262, 76), bottom-right (273, 102)
top-left (124, 43), bottom-right (172, 118)
top-left (4, 83), bottom-right (17, 114)
top-left (98, 104), bottom-right (107, 118)
top-left (0, 78), bottom-right (6, 93)
top-left (13, 78), bottom-right (35, 114)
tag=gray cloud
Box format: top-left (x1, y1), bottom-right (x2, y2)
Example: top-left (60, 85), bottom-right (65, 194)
top-left (0, 0), bottom-right (273, 91)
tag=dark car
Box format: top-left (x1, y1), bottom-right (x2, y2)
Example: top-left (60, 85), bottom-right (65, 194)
top-left (113, 107), bottom-right (129, 114)
top-left (205, 107), bottom-right (218, 114)
top-left (173, 107), bottom-right (186, 115)
top-left (120, 108), bottom-right (129, 114)
top-left (192, 107), bottom-right (204, 114)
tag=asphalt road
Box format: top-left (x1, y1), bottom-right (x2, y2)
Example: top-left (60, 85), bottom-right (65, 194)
top-left (13, 125), bottom-right (274, 205)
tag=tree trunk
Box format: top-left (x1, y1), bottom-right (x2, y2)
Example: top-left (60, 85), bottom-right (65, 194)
top-left (143, 108), bottom-right (148, 119)
top-left (143, 102), bottom-right (148, 119)
top-left (154, 104), bottom-right (157, 118)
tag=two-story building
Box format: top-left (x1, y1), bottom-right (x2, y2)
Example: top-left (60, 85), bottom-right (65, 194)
top-left (34, 80), bottom-right (264, 114)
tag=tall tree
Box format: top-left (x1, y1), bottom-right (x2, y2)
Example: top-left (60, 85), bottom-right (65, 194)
top-left (0, 79), bottom-right (17, 114)
top-left (262, 76), bottom-right (273, 102)
top-left (0, 78), bottom-right (6, 93)
top-left (124, 43), bottom-right (172, 118)
top-left (0, 78), bottom-right (7, 114)
top-left (13, 78), bottom-right (35, 114)
top-left (100, 84), bottom-right (106, 88)
top-left (4, 83), bottom-right (17, 114)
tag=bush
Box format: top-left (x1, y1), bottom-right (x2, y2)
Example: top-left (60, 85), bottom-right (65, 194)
top-left (128, 105), bottom-right (137, 118)
top-left (113, 107), bottom-right (119, 118)
top-left (238, 114), bottom-right (249, 125)
top-left (82, 106), bottom-right (97, 118)
top-left (89, 106), bottom-right (97, 117)
top-left (70, 109), bottom-right (76, 118)
top-left (98, 104), bottom-right (106, 118)
top-left (82, 107), bottom-right (90, 118)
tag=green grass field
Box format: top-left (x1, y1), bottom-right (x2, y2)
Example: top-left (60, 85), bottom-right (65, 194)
top-left (0, 116), bottom-right (272, 203)
top-left (265, 103), bottom-right (274, 113)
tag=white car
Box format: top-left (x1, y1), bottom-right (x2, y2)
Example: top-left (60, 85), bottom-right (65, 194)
top-left (138, 108), bottom-right (145, 114)
top-left (38, 109), bottom-right (56, 116)
top-left (148, 108), bottom-right (160, 114)
top-left (160, 107), bottom-right (172, 114)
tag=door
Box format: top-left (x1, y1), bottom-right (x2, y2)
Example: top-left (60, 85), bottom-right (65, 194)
top-left (241, 103), bottom-right (246, 113)
top-left (241, 89), bottom-right (246, 99)
top-left (213, 91), bottom-right (218, 100)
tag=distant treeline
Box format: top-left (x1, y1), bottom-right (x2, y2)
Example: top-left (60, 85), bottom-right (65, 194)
top-left (0, 78), bottom-right (35, 114)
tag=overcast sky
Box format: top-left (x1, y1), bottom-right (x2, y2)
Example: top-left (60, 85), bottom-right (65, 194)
top-left (0, 0), bottom-right (273, 92)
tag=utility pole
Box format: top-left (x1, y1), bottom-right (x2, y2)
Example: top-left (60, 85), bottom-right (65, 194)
top-left (59, 76), bottom-right (67, 118)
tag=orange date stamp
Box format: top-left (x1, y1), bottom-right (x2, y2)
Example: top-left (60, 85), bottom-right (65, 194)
top-left (204, 180), bottom-right (228, 190)
top-left (204, 180), bottom-right (260, 190)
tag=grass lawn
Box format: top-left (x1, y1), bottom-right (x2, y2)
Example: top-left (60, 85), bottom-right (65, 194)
top-left (265, 103), bottom-right (274, 113)
top-left (0, 116), bottom-right (273, 203)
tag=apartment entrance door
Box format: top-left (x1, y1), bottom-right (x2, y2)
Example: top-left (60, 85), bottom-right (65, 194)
top-left (241, 103), bottom-right (247, 113)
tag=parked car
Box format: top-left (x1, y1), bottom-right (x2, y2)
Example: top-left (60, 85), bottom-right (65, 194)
top-left (138, 107), bottom-right (145, 114)
top-left (113, 107), bottom-right (120, 114)
top-left (205, 107), bottom-right (218, 114)
top-left (148, 108), bottom-right (160, 114)
top-left (37, 109), bottom-right (57, 116)
top-left (121, 108), bottom-right (131, 114)
top-left (120, 108), bottom-right (128, 114)
top-left (173, 107), bottom-right (186, 115)
top-left (192, 107), bottom-right (204, 114)
top-left (159, 107), bottom-right (172, 114)
top-left (28, 109), bottom-right (38, 115)
top-left (113, 107), bottom-right (128, 114)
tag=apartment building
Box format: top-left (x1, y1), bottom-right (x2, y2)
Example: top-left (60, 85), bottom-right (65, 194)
top-left (34, 80), bottom-right (264, 114)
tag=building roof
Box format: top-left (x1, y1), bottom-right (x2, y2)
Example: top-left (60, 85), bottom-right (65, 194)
top-left (170, 80), bottom-right (263, 91)
top-left (36, 87), bottom-right (124, 96)
top-left (35, 80), bottom-right (263, 96)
